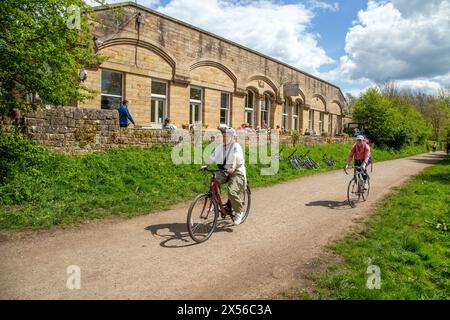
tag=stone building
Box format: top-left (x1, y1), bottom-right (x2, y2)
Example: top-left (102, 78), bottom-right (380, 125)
top-left (79, 2), bottom-right (345, 134)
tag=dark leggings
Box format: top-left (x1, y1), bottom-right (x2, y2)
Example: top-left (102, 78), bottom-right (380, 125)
top-left (355, 159), bottom-right (370, 180)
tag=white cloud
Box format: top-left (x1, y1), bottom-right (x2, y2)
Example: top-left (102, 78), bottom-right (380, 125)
top-left (308, 0), bottom-right (339, 12)
top-left (154, 0), bottom-right (335, 74)
top-left (332, 0), bottom-right (450, 87)
top-left (394, 79), bottom-right (443, 95)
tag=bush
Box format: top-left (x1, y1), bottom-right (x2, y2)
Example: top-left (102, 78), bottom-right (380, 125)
top-left (352, 89), bottom-right (431, 149)
top-left (291, 130), bottom-right (300, 146)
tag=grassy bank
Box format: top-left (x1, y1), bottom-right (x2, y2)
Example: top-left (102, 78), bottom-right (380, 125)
top-left (299, 157), bottom-right (449, 300)
top-left (0, 132), bottom-right (429, 230)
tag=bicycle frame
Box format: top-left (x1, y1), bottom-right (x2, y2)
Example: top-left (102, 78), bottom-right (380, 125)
top-left (204, 170), bottom-right (231, 219)
top-left (353, 166), bottom-right (365, 192)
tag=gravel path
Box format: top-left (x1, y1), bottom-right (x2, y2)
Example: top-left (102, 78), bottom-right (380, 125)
top-left (0, 152), bottom-right (445, 299)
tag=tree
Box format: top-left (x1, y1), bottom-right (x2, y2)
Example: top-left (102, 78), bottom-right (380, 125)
top-left (427, 96), bottom-right (450, 141)
top-left (352, 88), bottom-right (430, 149)
top-left (344, 92), bottom-right (357, 116)
top-left (0, 0), bottom-right (106, 114)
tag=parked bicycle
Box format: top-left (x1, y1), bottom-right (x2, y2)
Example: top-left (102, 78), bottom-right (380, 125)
top-left (345, 165), bottom-right (370, 208)
top-left (275, 146), bottom-right (302, 169)
top-left (298, 150), bottom-right (320, 169)
top-left (187, 168), bottom-right (251, 243)
top-left (322, 153), bottom-right (336, 166)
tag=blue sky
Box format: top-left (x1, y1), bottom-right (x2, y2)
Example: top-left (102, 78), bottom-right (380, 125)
top-left (92, 0), bottom-right (450, 96)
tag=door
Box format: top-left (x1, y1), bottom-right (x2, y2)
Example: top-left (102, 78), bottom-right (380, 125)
top-left (151, 98), bottom-right (166, 129)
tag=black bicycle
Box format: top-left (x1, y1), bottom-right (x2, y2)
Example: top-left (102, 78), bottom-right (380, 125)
top-left (322, 153), bottom-right (336, 166)
top-left (345, 165), bottom-right (370, 208)
top-left (275, 146), bottom-right (302, 169)
top-left (298, 150), bottom-right (320, 169)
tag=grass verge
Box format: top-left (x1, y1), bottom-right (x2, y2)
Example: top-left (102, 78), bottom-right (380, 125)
top-left (0, 132), bottom-right (429, 230)
top-left (298, 157), bottom-right (449, 299)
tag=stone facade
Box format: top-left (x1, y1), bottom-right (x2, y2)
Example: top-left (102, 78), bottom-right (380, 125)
top-left (78, 2), bottom-right (345, 134)
top-left (0, 107), bottom-right (352, 154)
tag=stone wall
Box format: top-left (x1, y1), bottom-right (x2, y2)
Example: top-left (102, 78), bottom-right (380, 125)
top-left (0, 107), bottom-right (351, 154)
top-left (0, 107), bottom-right (176, 153)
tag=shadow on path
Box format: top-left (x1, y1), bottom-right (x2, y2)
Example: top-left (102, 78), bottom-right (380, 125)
top-left (305, 200), bottom-right (349, 210)
top-left (407, 153), bottom-right (446, 165)
top-left (145, 220), bottom-right (234, 248)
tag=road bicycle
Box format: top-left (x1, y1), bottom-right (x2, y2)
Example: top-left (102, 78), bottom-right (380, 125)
top-left (345, 165), bottom-right (370, 208)
top-left (274, 146), bottom-right (302, 169)
top-left (298, 150), bottom-right (320, 169)
top-left (187, 168), bottom-right (251, 243)
top-left (322, 153), bottom-right (336, 166)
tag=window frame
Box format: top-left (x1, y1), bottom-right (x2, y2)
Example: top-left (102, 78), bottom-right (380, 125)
top-left (150, 79), bottom-right (168, 126)
top-left (261, 94), bottom-right (271, 128)
top-left (244, 89), bottom-right (255, 126)
top-left (308, 109), bottom-right (314, 131)
top-left (189, 86), bottom-right (203, 125)
top-left (220, 92), bottom-right (231, 126)
top-left (293, 102), bottom-right (299, 131)
top-left (101, 69), bottom-right (124, 110)
top-left (282, 100), bottom-right (289, 130)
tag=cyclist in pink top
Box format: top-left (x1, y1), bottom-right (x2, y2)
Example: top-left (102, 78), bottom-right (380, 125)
top-left (344, 135), bottom-right (371, 189)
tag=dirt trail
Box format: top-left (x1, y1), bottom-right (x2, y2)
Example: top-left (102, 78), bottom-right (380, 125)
top-left (0, 152), bottom-right (446, 299)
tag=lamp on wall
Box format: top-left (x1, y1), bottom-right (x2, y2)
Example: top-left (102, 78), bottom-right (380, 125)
top-left (79, 69), bottom-right (88, 82)
top-left (135, 12), bottom-right (142, 30)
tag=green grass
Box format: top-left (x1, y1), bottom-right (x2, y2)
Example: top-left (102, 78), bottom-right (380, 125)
top-left (302, 158), bottom-right (450, 300)
top-left (0, 132), bottom-right (429, 230)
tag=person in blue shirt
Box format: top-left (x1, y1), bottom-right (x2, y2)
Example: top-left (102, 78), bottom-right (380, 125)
top-left (116, 100), bottom-right (135, 128)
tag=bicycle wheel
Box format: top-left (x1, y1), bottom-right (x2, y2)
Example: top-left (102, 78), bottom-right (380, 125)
top-left (362, 177), bottom-right (370, 201)
top-left (347, 178), bottom-right (361, 208)
top-left (233, 185), bottom-right (252, 224)
top-left (187, 193), bottom-right (219, 243)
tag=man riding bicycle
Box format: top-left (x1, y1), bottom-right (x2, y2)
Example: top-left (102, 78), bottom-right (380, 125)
top-left (200, 127), bottom-right (247, 225)
top-left (344, 135), bottom-right (371, 189)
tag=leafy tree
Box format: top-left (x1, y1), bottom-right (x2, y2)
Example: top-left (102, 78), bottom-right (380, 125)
top-left (352, 88), bottom-right (430, 149)
top-left (0, 0), bottom-right (106, 114)
top-left (427, 95), bottom-right (450, 141)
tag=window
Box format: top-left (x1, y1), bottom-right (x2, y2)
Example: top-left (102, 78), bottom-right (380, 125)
top-left (282, 100), bottom-right (289, 130)
top-left (261, 94), bottom-right (270, 128)
top-left (151, 80), bottom-right (167, 127)
top-left (101, 70), bottom-right (123, 109)
top-left (319, 112), bottom-right (324, 133)
top-left (336, 115), bottom-right (342, 135)
top-left (293, 103), bottom-right (299, 131)
top-left (308, 109), bottom-right (314, 131)
top-left (244, 90), bottom-right (255, 126)
top-left (328, 113), bottom-right (333, 134)
top-left (190, 87), bottom-right (202, 125)
top-left (220, 93), bottom-right (230, 126)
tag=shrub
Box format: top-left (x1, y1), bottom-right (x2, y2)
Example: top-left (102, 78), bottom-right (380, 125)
top-left (291, 130), bottom-right (300, 146)
top-left (352, 89), bottom-right (430, 149)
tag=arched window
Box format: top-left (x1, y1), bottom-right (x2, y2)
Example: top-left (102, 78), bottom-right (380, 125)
top-left (244, 90), bottom-right (255, 126)
top-left (261, 94), bottom-right (271, 128)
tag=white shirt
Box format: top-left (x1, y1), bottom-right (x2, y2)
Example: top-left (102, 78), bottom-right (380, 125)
top-left (207, 141), bottom-right (246, 178)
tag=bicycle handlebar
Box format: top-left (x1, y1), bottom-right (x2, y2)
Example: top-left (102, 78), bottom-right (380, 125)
top-left (200, 167), bottom-right (228, 174)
